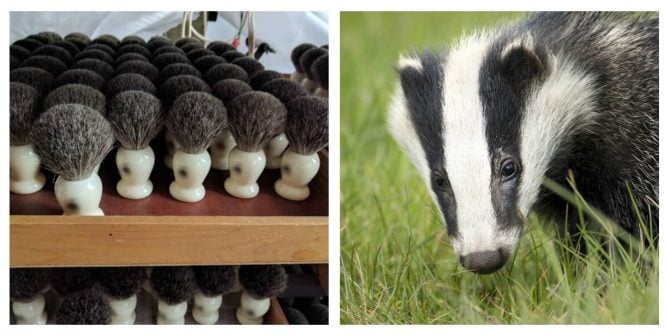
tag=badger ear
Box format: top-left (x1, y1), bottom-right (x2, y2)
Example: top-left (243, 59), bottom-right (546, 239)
top-left (499, 34), bottom-right (549, 78)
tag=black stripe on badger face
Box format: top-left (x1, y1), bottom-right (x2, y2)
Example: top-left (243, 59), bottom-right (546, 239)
top-left (479, 35), bottom-right (548, 231)
top-left (398, 51), bottom-right (458, 238)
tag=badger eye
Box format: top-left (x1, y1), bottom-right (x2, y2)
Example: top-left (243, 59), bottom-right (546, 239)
top-left (501, 160), bottom-right (517, 179)
top-left (433, 174), bottom-right (448, 189)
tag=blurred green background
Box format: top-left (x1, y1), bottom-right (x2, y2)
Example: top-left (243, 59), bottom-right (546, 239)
top-left (339, 12), bottom-right (658, 324)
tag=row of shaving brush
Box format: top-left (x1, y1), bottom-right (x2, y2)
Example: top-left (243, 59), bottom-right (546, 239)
top-left (10, 32), bottom-right (329, 216)
top-left (290, 43), bottom-right (329, 97)
top-left (10, 264), bottom-right (288, 325)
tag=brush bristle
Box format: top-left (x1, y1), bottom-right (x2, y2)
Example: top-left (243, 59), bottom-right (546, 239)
top-left (120, 35), bottom-right (146, 47)
top-left (106, 73), bottom-right (157, 98)
top-left (66, 32), bottom-right (91, 44)
top-left (153, 52), bottom-right (191, 70)
top-left (301, 303), bottom-right (328, 324)
top-left (11, 56), bottom-right (19, 70)
top-left (290, 43), bottom-right (316, 72)
top-left (10, 268), bottom-right (50, 302)
top-left (211, 79), bottom-right (252, 105)
top-left (33, 45), bottom-right (74, 65)
top-left (72, 58), bottom-right (115, 80)
top-left (166, 91), bottom-right (226, 153)
top-left (10, 82), bottom-right (41, 146)
top-left (92, 35), bottom-right (119, 49)
top-left (193, 266), bottom-right (238, 296)
top-left (115, 52), bottom-right (150, 66)
top-left (28, 33), bottom-right (51, 45)
top-left (21, 55), bottom-right (67, 77)
top-left (54, 69), bottom-right (105, 91)
top-left (207, 41), bottom-right (236, 55)
top-left (44, 84), bottom-right (107, 115)
top-left (193, 55), bottom-right (226, 73)
top-left (159, 74), bottom-right (210, 107)
top-left (31, 104), bottom-right (115, 181)
top-left (300, 48), bottom-right (328, 81)
top-left (13, 38), bottom-right (43, 52)
top-left (84, 43), bottom-right (116, 58)
top-left (284, 307), bottom-right (310, 324)
top-left (249, 70), bottom-right (283, 90)
top-left (49, 267), bottom-right (96, 295)
top-left (259, 78), bottom-right (308, 104)
top-left (175, 37), bottom-right (201, 48)
top-left (187, 47), bottom-right (215, 62)
top-left (65, 38), bottom-right (89, 51)
top-left (159, 63), bottom-right (202, 84)
top-left (231, 57), bottom-right (265, 76)
top-left (147, 37), bottom-right (172, 52)
top-left (76, 49), bottom-right (115, 65)
top-left (228, 91), bottom-right (287, 152)
top-left (312, 54), bottom-right (328, 90)
top-left (238, 265), bottom-right (288, 298)
top-left (10, 67), bottom-right (54, 95)
top-left (204, 63), bottom-right (249, 85)
top-left (54, 40), bottom-right (81, 58)
top-left (108, 90), bottom-right (164, 150)
top-left (55, 288), bottom-right (111, 325)
top-left (221, 50), bottom-right (246, 62)
top-left (181, 42), bottom-right (203, 54)
top-left (285, 96), bottom-right (328, 155)
top-left (115, 60), bottom-right (159, 84)
top-left (117, 44), bottom-right (151, 59)
top-left (153, 45), bottom-right (186, 57)
top-left (150, 266), bottom-right (196, 304)
top-left (10, 45), bottom-right (32, 62)
top-left (38, 31), bottom-right (62, 43)
top-left (94, 267), bottom-right (145, 299)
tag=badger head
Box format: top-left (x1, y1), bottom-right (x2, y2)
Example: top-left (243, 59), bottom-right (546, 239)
top-left (388, 32), bottom-right (597, 274)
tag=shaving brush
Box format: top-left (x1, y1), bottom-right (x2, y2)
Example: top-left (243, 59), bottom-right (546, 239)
top-left (221, 50), bottom-right (246, 62)
top-left (275, 96), bottom-right (328, 201)
top-left (33, 45), bottom-right (74, 66)
top-left (13, 38), bottom-right (43, 52)
top-left (175, 37), bottom-right (201, 48)
top-left (93, 34), bottom-right (120, 48)
top-left (95, 267), bottom-right (145, 324)
top-left (153, 52), bottom-right (191, 70)
top-left (225, 92), bottom-right (287, 198)
top-left (10, 268), bottom-right (50, 324)
top-left (115, 60), bottom-right (160, 84)
top-left (147, 37), bottom-right (172, 52)
top-left (106, 73), bottom-right (158, 98)
top-left (204, 63), bottom-right (249, 85)
top-left (290, 43), bottom-right (316, 82)
top-left (299, 48), bottom-right (327, 93)
top-left (44, 84), bottom-right (107, 115)
top-left (54, 69), bottom-right (106, 91)
top-left (187, 47), bottom-right (215, 62)
top-left (55, 288), bottom-right (111, 324)
top-left (194, 54), bottom-right (226, 74)
top-left (159, 74), bottom-right (210, 108)
top-left (84, 43), bottom-right (116, 59)
top-left (50, 267), bottom-right (96, 295)
top-left (10, 45), bottom-right (31, 63)
top-left (116, 52), bottom-right (149, 65)
top-left (249, 70), bottom-right (282, 90)
top-left (11, 67), bottom-right (54, 96)
top-left (231, 57), bottom-right (265, 76)
top-left (54, 40), bottom-right (81, 58)
top-left (120, 35), bottom-right (146, 47)
top-left (207, 41), bottom-right (236, 55)
top-left (192, 266), bottom-right (238, 324)
top-left (108, 91), bottom-right (164, 199)
top-left (11, 56), bottom-right (20, 70)
top-left (165, 92), bottom-right (226, 202)
top-left (21, 55), bottom-right (67, 77)
top-left (150, 266), bottom-right (196, 324)
top-left (116, 44), bottom-right (151, 60)
top-left (72, 58), bottom-right (115, 80)
top-left (76, 49), bottom-right (115, 65)
top-left (237, 265), bottom-right (288, 325)
top-left (158, 63), bottom-right (201, 84)
top-left (312, 54), bottom-right (329, 98)
top-left (10, 83), bottom-right (46, 194)
top-left (153, 45), bottom-right (186, 57)
top-left (210, 79), bottom-right (252, 170)
top-left (30, 104), bottom-right (115, 215)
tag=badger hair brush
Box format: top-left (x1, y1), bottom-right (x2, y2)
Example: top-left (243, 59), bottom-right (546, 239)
top-left (259, 78), bottom-right (308, 104)
top-left (92, 34), bottom-right (120, 49)
top-left (44, 84), bottom-right (107, 115)
top-left (181, 42), bottom-right (203, 54)
top-left (76, 49), bottom-right (115, 65)
top-left (209, 79), bottom-right (252, 170)
top-left (312, 54), bottom-right (329, 98)
top-left (55, 288), bottom-right (112, 325)
top-left (153, 45), bottom-right (186, 57)
top-left (221, 50), bottom-right (246, 62)
top-left (84, 43), bottom-right (116, 58)
top-left (299, 47), bottom-right (328, 93)
top-left (275, 96), bottom-right (328, 201)
top-left (10, 45), bottom-right (31, 63)
top-left (115, 60), bottom-right (160, 84)
top-left (115, 52), bottom-right (150, 66)
top-left (25, 33), bottom-right (49, 45)
top-left (11, 67), bottom-right (54, 95)
top-left (237, 265), bottom-right (288, 324)
top-left (11, 55), bottom-right (20, 70)
top-left (66, 32), bottom-right (90, 43)
top-left (108, 90), bottom-right (163, 199)
top-left (72, 58), bottom-right (115, 80)
top-left (21, 55), bottom-right (67, 77)
top-left (117, 43), bottom-right (151, 60)
top-left (54, 69), bottom-right (106, 91)
top-left (207, 41), bottom-right (236, 55)
top-left (95, 267), bottom-right (146, 324)
top-left (32, 44), bottom-right (74, 66)
top-left (13, 38), bottom-right (43, 52)
top-left (159, 74), bottom-right (210, 108)
top-left (120, 35), bottom-right (146, 47)
top-left (158, 63), bottom-right (201, 84)
top-left (54, 39), bottom-right (81, 57)
top-left (249, 70), bottom-right (282, 90)
top-left (10, 82), bottom-right (46, 194)
top-left (105, 73), bottom-right (158, 99)
top-left (284, 307), bottom-right (309, 324)
top-left (231, 57), bottom-right (265, 76)
top-left (187, 47), bottom-right (215, 62)
top-left (165, 92), bottom-right (226, 202)
top-left (152, 52), bottom-right (191, 70)
top-left (204, 63), bottom-right (249, 86)
top-left (38, 31), bottom-right (62, 42)
top-left (290, 43), bottom-right (316, 82)
top-left (150, 266), bottom-right (196, 324)
top-left (225, 92), bottom-right (287, 198)
top-left (302, 303), bottom-right (329, 324)
top-left (193, 54), bottom-right (226, 74)
top-left (192, 266), bottom-right (238, 324)
top-left (147, 36), bottom-right (172, 52)
top-left (175, 36), bottom-right (201, 48)
top-left (10, 268), bottom-right (50, 324)
top-left (30, 104), bottom-right (115, 215)
top-left (49, 267), bottom-right (96, 295)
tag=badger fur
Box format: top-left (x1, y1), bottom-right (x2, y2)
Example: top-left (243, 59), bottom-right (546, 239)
top-left (388, 12), bottom-right (658, 274)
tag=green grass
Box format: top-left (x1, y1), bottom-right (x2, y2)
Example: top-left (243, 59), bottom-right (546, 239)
top-left (339, 12), bottom-right (659, 324)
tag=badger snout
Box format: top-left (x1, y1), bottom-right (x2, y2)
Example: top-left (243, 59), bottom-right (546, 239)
top-left (459, 248), bottom-right (510, 274)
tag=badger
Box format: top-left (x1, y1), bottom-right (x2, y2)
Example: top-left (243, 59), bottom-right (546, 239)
top-left (388, 12), bottom-right (658, 274)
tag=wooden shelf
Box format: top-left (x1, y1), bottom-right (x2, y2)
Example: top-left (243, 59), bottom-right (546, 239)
top-left (10, 149), bottom-right (329, 267)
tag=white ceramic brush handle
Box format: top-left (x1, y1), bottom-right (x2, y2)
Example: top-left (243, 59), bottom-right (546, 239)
top-left (275, 150), bottom-right (320, 201)
top-left (12, 294), bottom-right (47, 325)
top-left (157, 300), bottom-right (187, 325)
top-left (54, 173), bottom-right (104, 215)
top-left (224, 148), bottom-right (266, 199)
top-left (301, 78), bottom-right (319, 93)
top-left (116, 146), bottom-right (155, 199)
top-left (163, 133), bottom-right (180, 170)
top-left (210, 130), bottom-right (237, 170)
top-left (264, 133), bottom-right (289, 169)
top-left (290, 72), bottom-right (305, 83)
top-left (10, 144), bottom-right (46, 194)
top-left (169, 150), bottom-right (211, 202)
top-left (236, 290), bottom-right (270, 324)
top-left (192, 291), bottom-right (222, 325)
top-left (107, 294), bottom-right (137, 325)
top-left (314, 88), bottom-right (328, 98)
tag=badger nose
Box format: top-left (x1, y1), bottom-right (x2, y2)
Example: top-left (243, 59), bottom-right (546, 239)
top-left (459, 249), bottom-right (508, 274)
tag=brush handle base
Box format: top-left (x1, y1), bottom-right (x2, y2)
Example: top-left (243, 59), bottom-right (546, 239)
top-left (169, 150), bottom-right (210, 203)
top-left (210, 131), bottom-right (236, 171)
top-left (10, 144), bottom-right (46, 194)
top-left (55, 174), bottom-right (105, 216)
top-left (236, 307), bottom-right (263, 325)
top-left (224, 148), bottom-right (265, 199)
top-left (314, 87), bottom-right (328, 98)
top-left (239, 290), bottom-right (270, 318)
top-left (264, 133), bottom-right (289, 169)
top-left (117, 180), bottom-right (153, 200)
top-left (224, 179), bottom-right (259, 199)
top-left (157, 300), bottom-right (187, 325)
top-left (12, 294), bottom-right (47, 325)
top-left (275, 179), bottom-right (310, 201)
top-left (169, 183), bottom-right (205, 202)
top-left (115, 147), bottom-right (155, 200)
top-left (275, 150), bottom-right (320, 201)
top-left (107, 295), bottom-right (137, 325)
top-left (192, 291), bottom-right (222, 325)
top-left (301, 78), bottom-right (319, 93)
top-left (290, 72), bottom-right (305, 82)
